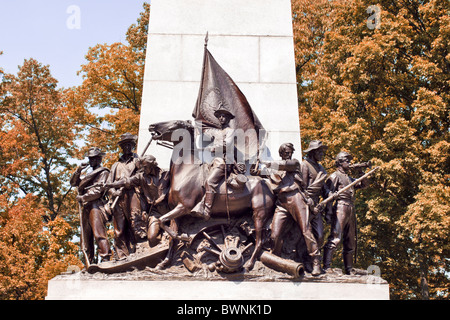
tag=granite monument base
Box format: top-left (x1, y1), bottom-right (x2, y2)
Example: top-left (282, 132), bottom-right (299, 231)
top-left (46, 269), bottom-right (389, 300)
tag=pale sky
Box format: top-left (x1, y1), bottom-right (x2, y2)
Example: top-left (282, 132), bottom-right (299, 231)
top-left (0, 0), bottom-right (147, 88)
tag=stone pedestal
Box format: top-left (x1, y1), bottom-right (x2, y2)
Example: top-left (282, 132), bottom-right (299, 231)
top-left (137, 0), bottom-right (301, 169)
top-left (46, 271), bottom-right (389, 300)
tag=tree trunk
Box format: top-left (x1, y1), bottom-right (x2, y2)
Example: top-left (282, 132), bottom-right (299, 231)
top-left (419, 255), bottom-right (429, 300)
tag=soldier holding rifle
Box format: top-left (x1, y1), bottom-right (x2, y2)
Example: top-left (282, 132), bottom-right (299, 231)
top-left (322, 151), bottom-right (376, 275)
top-left (70, 147), bottom-right (112, 264)
top-left (107, 133), bottom-right (140, 260)
top-left (299, 140), bottom-right (331, 274)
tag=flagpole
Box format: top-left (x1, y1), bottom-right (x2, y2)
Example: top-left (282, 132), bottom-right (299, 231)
top-left (199, 31), bottom-right (208, 103)
top-left (192, 31), bottom-right (209, 120)
top-left (199, 31), bottom-right (208, 111)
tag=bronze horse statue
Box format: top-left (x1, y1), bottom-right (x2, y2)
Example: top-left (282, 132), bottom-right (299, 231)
top-left (148, 120), bottom-right (275, 271)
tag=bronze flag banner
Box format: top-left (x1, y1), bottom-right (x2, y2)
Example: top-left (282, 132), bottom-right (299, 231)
top-left (192, 37), bottom-right (265, 161)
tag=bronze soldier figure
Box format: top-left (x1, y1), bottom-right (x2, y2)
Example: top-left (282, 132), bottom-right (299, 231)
top-left (105, 155), bottom-right (170, 247)
top-left (299, 140), bottom-right (330, 272)
top-left (149, 119), bottom-right (275, 272)
top-left (322, 151), bottom-right (368, 275)
top-left (193, 106), bottom-right (236, 220)
top-left (264, 143), bottom-right (322, 276)
top-left (107, 133), bottom-right (141, 259)
top-left (70, 147), bottom-right (112, 264)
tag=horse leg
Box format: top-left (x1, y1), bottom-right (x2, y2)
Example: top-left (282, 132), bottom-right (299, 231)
top-left (156, 219), bottom-right (179, 270)
top-left (158, 203), bottom-right (191, 241)
top-left (243, 181), bottom-right (274, 271)
top-left (244, 206), bottom-right (269, 271)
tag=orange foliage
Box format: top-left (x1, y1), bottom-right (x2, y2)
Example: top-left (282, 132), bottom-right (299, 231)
top-left (71, 3), bottom-right (150, 167)
top-left (0, 194), bottom-right (81, 300)
top-left (0, 4), bottom-right (150, 300)
top-left (292, 0), bottom-right (449, 299)
top-left (0, 58), bottom-right (82, 220)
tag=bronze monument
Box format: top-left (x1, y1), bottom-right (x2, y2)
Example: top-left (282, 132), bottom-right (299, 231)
top-left (71, 42), bottom-right (379, 280)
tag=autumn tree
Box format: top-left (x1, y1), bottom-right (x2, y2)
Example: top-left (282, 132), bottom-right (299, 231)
top-left (0, 3), bottom-right (154, 300)
top-left (73, 2), bottom-right (150, 166)
top-left (0, 57), bottom-right (85, 299)
top-left (0, 194), bottom-right (81, 300)
top-left (292, 0), bottom-right (449, 299)
top-left (0, 58), bottom-right (83, 221)
top-left (0, 4), bottom-right (152, 300)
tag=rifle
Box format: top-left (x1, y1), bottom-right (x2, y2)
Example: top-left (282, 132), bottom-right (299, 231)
top-left (77, 199), bottom-right (91, 268)
top-left (84, 181), bottom-right (106, 191)
top-left (140, 133), bottom-right (154, 157)
top-left (317, 166), bottom-right (380, 208)
top-left (110, 187), bottom-right (124, 210)
top-left (349, 161), bottom-right (372, 170)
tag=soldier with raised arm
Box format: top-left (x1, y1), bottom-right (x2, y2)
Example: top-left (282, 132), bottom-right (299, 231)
top-left (263, 143), bottom-right (322, 276)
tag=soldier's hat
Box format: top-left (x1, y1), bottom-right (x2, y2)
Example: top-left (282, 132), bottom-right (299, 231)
top-left (85, 147), bottom-right (106, 158)
top-left (213, 103), bottom-right (235, 119)
top-left (118, 132), bottom-right (138, 146)
top-left (336, 151), bottom-right (353, 162)
top-left (138, 154), bottom-right (158, 167)
top-left (303, 140), bottom-right (328, 153)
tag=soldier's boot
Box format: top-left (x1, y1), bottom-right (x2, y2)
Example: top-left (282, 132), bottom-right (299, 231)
top-left (202, 191), bottom-right (215, 220)
top-left (322, 247), bottom-right (334, 272)
top-left (343, 252), bottom-right (355, 275)
top-left (311, 256), bottom-right (322, 276)
top-left (191, 190), bottom-right (214, 221)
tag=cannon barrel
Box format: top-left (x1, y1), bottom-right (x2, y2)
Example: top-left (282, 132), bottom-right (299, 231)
top-left (260, 251), bottom-right (304, 278)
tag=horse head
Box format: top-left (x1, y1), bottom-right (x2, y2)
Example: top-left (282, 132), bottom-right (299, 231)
top-left (148, 120), bottom-right (194, 144)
